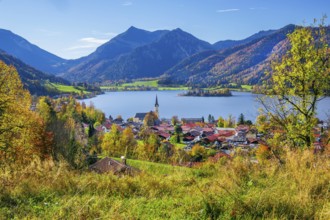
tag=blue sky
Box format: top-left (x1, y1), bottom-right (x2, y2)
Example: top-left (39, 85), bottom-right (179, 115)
top-left (0, 0), bottom-right (329, 59)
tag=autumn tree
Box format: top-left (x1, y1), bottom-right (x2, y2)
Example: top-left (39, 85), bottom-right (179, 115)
top-left (143, 111), bottom-right (158, 126)
top-left (101, 124), bottom-right (121, 157)
top-left (224, 114), bottom-right (235, 128)
top-left (190, 144), bottom-right (206, 162)
top-left (120, 127), bottom-right (137, 157)
top-left (217, 116), bottom-right (225, 127)
top-left (259, 19), bottom-right (330, 148)
top-left (136, 133), bottom-right (160, 161)
top-left (0, 62), bottom-right (46, 167)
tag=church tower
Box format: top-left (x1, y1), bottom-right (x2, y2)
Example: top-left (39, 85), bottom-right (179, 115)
top-left (154, 95), bottom-right (159, 118)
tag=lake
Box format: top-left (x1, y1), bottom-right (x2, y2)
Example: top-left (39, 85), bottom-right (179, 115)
top-left (80, 91), bottom-right (330, 121)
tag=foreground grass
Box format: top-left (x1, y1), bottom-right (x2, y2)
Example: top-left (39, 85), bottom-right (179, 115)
top-left (1, 151), bottom-right (330, 219)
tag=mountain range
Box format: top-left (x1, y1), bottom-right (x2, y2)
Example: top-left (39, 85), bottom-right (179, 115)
top-left (0, 24), bottom-right (317, 87)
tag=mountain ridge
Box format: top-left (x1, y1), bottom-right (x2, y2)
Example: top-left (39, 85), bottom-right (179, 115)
top-left (0, 28), bottom-right (68, 74)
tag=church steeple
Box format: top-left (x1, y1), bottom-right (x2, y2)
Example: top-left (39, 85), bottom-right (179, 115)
top-left (155, 95), bottom-right (159, 107)
top-left (155, 95), bottom-right (159, 118)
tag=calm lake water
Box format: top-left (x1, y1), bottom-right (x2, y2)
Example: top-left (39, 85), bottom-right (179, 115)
top-left (80, 91), bottom-right (330, 121)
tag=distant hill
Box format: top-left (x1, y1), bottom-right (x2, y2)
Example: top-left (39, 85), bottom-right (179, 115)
top-left (161, 25), bottom-right (297, 87)
top-left (0, 50), bottom-right (69, 95)
top-left (0, 29), bottom-right (69, 74)
top-left (63, 27), bottom-right (213, 82)
top-left (213, 29), bottom-right (277, 50)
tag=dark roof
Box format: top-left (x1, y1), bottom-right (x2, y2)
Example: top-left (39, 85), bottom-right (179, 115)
top-left (181, 118), bottom-right (203, 123)
top-left (134, 113), bottom-right (147, 120)
top-left (89, 157), bottom-right (135, 175)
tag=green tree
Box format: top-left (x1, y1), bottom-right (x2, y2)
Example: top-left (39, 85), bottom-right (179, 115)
top-left (217, 116), bottom-right (225, 127)
top-left (238, 113), bottom-right (245, 125)
top-left (260, 19), bottom-right (330, 148)
top-left (174, 124), bottom-right (183, 143)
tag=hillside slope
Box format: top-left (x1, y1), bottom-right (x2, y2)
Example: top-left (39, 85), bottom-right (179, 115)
top-left (0, 29), bottom-right (68, 74)
top-left (0, 50), bottom-right (69, 95)
top-left (161, 25), bottom-right (296, 86)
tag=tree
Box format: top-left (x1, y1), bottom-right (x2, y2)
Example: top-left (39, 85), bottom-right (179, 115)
top-left (101, 124), bottom-right (121, 157)
top-left (217, 116), bottom-right (225, 127)
top-left (238, 113), bottom-right (245, 125)
top-left (190, 144), bottom-right (206, 162)
top-left (174, 124), bottom-right (183, 143)
top-left (171, 116), bottom-right (179, 126)
top-left (260, 19), bottom-right (330, 148)
top-left (120, 127), bottom-right (137, 157)
top-left (224, 114), bottom-right (235, 128)
top-left (143, 111), bottom-right (158, 126)
top-left (0, 62), bottom-right (45, 167)
top-left (136, 133), bottom-right (160, 161)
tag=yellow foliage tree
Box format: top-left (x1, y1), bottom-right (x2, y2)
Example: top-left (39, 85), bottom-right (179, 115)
top-left (0, 62), bottom-right (44, 167)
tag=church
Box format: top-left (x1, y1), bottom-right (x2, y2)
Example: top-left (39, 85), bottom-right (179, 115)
top-left (133, 95), bottom-right (159, 123)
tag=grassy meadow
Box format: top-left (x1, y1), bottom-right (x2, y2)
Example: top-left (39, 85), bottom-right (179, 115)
top-left (46, 83), bottom-right (90, 94)
top-left (1, 151), bottom-right (330, 219)
top-left (101, 80), bottom-right (189, 91)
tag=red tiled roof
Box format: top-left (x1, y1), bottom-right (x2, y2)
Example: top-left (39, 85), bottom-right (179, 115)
top-left (218, 130), bottom-right (235, 137)
top-left (157, 131), bottom-right (170, 139)
top-left (208, 153), bottom-right (231, 163)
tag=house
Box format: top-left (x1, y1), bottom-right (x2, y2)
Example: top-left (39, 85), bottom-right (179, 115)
top-left (133, 113), bottom-right (147, 123)
top-left (89, 157), bottom-right (136, 175)
top-left (181, 118), bottom-right (204, 124)
top-left (156, 131), bottom-right (171, 140)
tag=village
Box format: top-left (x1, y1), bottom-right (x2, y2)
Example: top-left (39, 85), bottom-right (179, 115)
top-left (86, 95), bottom-right (328, 168)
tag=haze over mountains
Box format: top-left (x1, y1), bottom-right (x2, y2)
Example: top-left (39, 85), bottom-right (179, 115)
top-left (0, 25), bottom-right (307, 86)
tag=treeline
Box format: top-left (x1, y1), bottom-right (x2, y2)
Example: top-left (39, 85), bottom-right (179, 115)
top-left (181, 88), bottom-right (231, 97)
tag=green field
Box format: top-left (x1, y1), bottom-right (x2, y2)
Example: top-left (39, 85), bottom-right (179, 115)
top-left (122, 80), bottom-right (159, 87)
top-left (47, 83), bottom-right (90, 94)
top-left (101, 80), bottom-right (188, 91)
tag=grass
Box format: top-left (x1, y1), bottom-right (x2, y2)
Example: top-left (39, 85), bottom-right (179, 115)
top-left (101, 80), bottom-right (188, 91)
top-left (47, 83), bottom-right (90, 94)
top-left (122, 80), bottom-right (158, 87)
top-left (1, 151), bottom-right (330, 219)
top-left (241, 84), bottom-right (253, 91)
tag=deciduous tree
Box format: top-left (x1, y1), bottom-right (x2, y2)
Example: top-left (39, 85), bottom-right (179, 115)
top-left (259, 19), bottom-right (330, 148)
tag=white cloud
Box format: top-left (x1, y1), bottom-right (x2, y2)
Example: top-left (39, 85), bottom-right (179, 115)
top-left (122, 1), bottom-right (133, 6)
top-left (66, 37), bottom-right (109, 51)
top-left (91, 30), bottom-right (118, 38)
top-left (217, 8), bottom-right (240, 13)
top-left (79, 37), bottom-right (108, 44)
